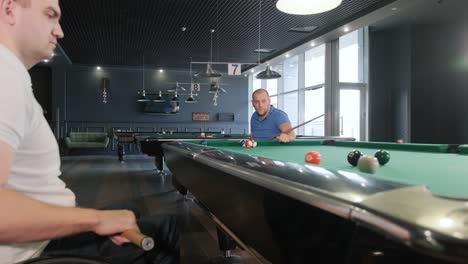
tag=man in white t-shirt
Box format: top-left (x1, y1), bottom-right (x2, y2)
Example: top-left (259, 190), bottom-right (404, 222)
top-left (0, 0), bottom-right (178, 263)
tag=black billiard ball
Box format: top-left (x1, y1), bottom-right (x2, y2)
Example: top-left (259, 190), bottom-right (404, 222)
top-left (374, 149), bottom-right (390, 165)
top-left (347, 150), bottom-right (363, 166)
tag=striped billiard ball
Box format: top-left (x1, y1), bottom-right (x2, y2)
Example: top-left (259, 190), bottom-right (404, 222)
top-left (305, 151), bottom-right (321, 165)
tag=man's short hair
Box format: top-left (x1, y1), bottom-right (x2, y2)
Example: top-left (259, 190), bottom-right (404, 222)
top-left (252, 88), bottom-right (270, 99)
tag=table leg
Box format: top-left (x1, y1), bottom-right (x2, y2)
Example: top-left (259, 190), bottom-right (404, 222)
top-left (118, 144), bottom-right (125, 162)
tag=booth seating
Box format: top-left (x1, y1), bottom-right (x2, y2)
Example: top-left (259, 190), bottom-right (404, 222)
top-left (64, 132), bottom-right (109, 153)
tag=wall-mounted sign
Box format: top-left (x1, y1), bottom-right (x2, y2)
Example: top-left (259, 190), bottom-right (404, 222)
top-left (192, 112), bottom-right (210, 121)
top-left (191, 83), bottom-right (201, 92)
top-left (228, 63), bottom-right (241, 75)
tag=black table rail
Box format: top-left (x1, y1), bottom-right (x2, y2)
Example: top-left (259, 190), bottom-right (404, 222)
top-left (163, 141), bottom-right (468, 264)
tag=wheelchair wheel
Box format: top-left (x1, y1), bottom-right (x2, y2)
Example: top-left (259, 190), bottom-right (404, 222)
top-left (17, 256), bottom-right (111, 264)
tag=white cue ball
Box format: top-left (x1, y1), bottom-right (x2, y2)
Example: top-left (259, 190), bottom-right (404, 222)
top-left (357, 155), bottom-right (379, 174)
top-left (252, 141), bottom-right (257, 148)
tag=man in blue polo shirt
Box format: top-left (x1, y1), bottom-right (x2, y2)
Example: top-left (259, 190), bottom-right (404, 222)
top-left (250, 89), bottom-right (296, 142)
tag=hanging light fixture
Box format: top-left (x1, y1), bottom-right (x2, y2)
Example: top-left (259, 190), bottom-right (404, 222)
top-left (255, 0), bottom-right (281, 80)
top-left (185, 92), bottom-right (197, 103)
top-left (256, 65), bottom-right (282, 79)
top-left (276, 0), bottom-right (342, 15)
top-left (154, 90), bottom-right (166, 103)
top-left (137, 55), bottom-right (150, 102)
top-left (170, 91), bottom-right (180, 103)
top-left (195, 29), bottom-right (222, 78)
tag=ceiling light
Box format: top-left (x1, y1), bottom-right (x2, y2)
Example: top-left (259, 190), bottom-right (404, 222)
top-left (171, 96), bottom-right (180, 103)
top-left (43, 59), bottom-right (49, 63)
top-left (253, 48), bottom-right (275, 53)
top-left (170, 90), bottom-right (180, 103)
top-left (256, 65), bottom-right (281, 79)
top-left (137, 56), bottom-right (150, 102)
top-left (391, 7), bottom-right (397, 11)
top-left (255, 0), bottom-right (281, 80)
top-left (137, 90), bottom-right (150, 102)
top-left (195, 63), bottom-right (222, 78)
top-left (344, 26), bottom-right (350, 32)
top-left (196, 29), bottom-right (222, 78)
top-left (250, 69), bottom-right (255, 73)
top-left (185, 96), bottom-right (196, 103)
top-left (276, 0), bottom-right (342, 15)
top-left (96, 66), bottom-right (101, 70)
top-left (159, 69), bottom-right (164, 73)
top-left (310, 42), bottom-right (316, 47)
top-left (285, 53), bottom-right (290, 58)
top-left (185, 92), bottom-right (197, 103)
top-left (154, 90), bottom-right (166, 103)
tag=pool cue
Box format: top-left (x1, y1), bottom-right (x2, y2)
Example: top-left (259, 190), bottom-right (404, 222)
top-left (121, 229), bottom-right (155, 251)
top-left (267, 114), bottom-right (325, 141)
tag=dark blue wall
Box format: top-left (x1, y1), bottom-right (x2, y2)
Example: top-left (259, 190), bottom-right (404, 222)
top-left (44, 63), bottom-right (249, 138)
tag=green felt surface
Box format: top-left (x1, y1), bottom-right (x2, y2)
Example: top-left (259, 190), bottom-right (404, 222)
top-left (196, 140), bottom-right (468, 199)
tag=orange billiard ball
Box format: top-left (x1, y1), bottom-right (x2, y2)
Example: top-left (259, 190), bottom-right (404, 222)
top-left (304, 151), bottom-right (321, 165)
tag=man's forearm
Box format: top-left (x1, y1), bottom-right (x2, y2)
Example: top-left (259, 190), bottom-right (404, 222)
top-left (0, 188), bottom-right (99, 243)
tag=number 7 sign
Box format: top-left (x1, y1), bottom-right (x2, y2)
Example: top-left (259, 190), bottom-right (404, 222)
top-left (228, 63), bottom-right (241, 75)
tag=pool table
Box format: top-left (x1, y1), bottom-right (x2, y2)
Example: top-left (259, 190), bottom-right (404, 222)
top-left (163, 140), bottom-right (468, 263)
top-left (140, 133), bottom-right (248, 173)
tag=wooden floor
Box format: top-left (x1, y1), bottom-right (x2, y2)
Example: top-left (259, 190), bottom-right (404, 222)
top-left (60, 154), bottom-right (259, 264)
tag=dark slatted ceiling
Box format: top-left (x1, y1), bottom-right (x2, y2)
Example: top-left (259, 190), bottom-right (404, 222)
top-left (58, 0), bottom-right (395, 70)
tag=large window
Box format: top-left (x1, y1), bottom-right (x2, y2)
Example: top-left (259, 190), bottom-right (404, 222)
top-left (266, 79), bottom-right (277, 96)
top-left (304, 87), bottom-right (325, 136)
top-left (339, 89), bottom-right (361, 138)
top-left (270, 96), bottom-right (278, 108)
top-left (339, 30), bottom-right (363, 83)
top-left (248, 28), bottom-right (368, 140)
top-left (305, 45), bottom-right (325, 87)
top-left (283, 92), bottom-right (298, 127)
top-left (338, 29), bottom-right (366, 140)
top-left (253, 78), bottom-right (262, 91)
top-left (283, 56), bottom-right (298, 92)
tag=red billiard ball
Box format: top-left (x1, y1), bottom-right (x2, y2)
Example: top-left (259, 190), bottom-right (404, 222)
top-left (304, 151), bottom-right (321, 165)
top-left (244, 139), bottom-right (254, 148)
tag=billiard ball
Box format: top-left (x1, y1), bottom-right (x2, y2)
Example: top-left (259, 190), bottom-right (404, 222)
top-left (199, 140), bottom-right (208, 146)
top-left (240, 139), bottom-right (246, 146)
top-left (200, 132), bottom-right (206, 138)
top-left (252, 141), bottom-right (257, 148)
top-left (304, 151), bottom-right (321, 165)
top-left (374, 149), bottom-right (390, 165)
top-left (244, 139), bottom-right (253, 148)
top-left (347, 150), bottom-right (363, 166)
top-left (357, 155), bottom-right (379, 174)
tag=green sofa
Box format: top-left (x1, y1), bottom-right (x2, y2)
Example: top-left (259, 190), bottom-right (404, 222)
top-left (64, 132), bottom-right (110, 151)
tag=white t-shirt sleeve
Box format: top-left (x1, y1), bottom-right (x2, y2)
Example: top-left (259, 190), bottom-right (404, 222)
top-left (0, 70), bottom-right (27, 150)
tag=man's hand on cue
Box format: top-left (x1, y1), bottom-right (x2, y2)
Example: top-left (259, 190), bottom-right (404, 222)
top-left (277, 133), bottom-right (290, 143)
